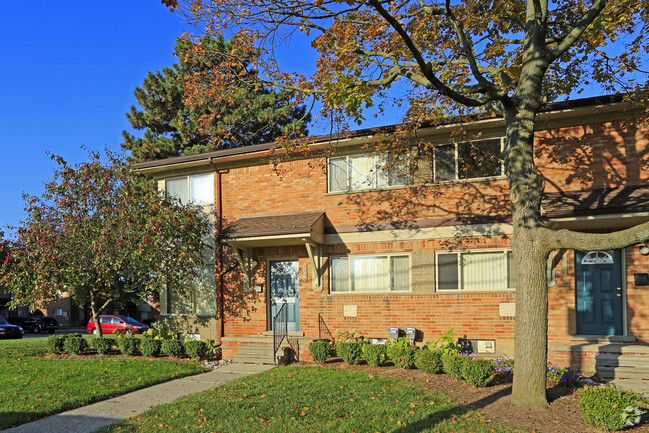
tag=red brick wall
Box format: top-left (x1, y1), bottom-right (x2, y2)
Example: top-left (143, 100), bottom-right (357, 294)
top-left (216, 117), bottom-right (649, 362)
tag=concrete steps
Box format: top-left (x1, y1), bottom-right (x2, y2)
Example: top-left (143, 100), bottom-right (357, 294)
top-left (595, 353), bottom-right (649, 396)
top-left (231, 343), bottom-right (277, 365)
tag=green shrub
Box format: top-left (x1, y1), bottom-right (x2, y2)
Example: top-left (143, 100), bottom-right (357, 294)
top-left (205, 339), bottom-right (221, 359)
top-left (362, 344), bottom-right (388, 367)
top-left (184, 340), bottom-right (208, 360)
top-left (337, 340), bottom-right (363, 365)
top-left (46, 335), bottom-right (67, 354)
top-left (442, 354), bottom-right (466, 380)
top-left (161, 339), bottom-right (185, 357)
top-left (91, 337), bottom-right (114, 355)
top-left (140, 338), bottom-right (162, 357)
top-left (309, 340), bottom-right (332, 363)
top-left (388, 346), bottom-right (417, 369)
top-left (63, 333), bottom-right (89, 355)
top-left (386, 337), bottom-right (416, 369)
top-left (579, 386), bottom-right (645, 431)
top-left (430, 329), bottom-right (459, 355)
top-left (414, 349), bottom-right (443, 373)
top-left (117, 337), bottom-right (140, 356)
top-left (462, 358), bottom-right (494, 387)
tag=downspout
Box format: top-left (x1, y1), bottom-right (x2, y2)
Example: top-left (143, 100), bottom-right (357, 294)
top-left (210, 158), bottom-right (225, 343)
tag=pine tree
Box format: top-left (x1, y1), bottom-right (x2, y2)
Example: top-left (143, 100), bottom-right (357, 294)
top-left (122, 35), bottom-right (310, 163)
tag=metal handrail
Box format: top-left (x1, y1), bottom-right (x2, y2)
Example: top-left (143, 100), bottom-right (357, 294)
top-left (318, 313), bottom-right (334, 341)
top-left (273, 301), bottom-right (288, 364)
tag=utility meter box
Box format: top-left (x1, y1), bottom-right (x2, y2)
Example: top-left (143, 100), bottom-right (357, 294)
top-left (388, 327), bottom-right (400, 340)
top-left (404, 327), bottom-right (417, 342)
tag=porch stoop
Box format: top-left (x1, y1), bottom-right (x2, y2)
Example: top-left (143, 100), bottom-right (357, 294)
top-left (549, 341), bottom-right (649, 397)
top-left (221, 333), bottom-right (316, 365)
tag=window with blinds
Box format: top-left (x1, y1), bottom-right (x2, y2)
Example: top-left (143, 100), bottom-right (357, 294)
top-left (436, 250), bottom-right (514, 291)
top-left (328, 154), bottom-right (408, 192)
top-left (330, 255), bottom-right (410, 293)
top-left (166, 173), bottom-right (214, 205)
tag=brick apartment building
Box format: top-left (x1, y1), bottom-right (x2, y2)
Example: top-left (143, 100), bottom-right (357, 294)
top-left (134, 95), bottom-right (649, 373)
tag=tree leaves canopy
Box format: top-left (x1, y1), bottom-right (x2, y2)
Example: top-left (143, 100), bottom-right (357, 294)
top-left (173, 0), bottom-right (647, 124)
top-left (122, 35), bottom-right (311, 163)
top-left (0, 150), bottom-right (211, 317)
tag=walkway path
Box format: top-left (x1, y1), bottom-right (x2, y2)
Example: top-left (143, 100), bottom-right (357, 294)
top-left (4, 362), bottom-right (274, 433)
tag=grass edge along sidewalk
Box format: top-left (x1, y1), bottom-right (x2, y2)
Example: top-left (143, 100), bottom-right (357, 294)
top-left (0, 338), bottom-right (208, 430)
top-left (96, 366), bottom-right (517, 433)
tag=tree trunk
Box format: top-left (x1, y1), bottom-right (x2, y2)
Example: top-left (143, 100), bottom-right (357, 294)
top-left (502, 85), bottom-right (552, 407)
top-left (510, 228), bottom-right (550, 407)
top-left (90, 293), bottom-right (104, 338)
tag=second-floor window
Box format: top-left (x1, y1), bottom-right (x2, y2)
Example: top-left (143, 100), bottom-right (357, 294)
top-left (166, 173), bottom-right (214, 205)
top-left (328, 154), bottom-right (408, 192)
top-left (430, 138), bottom-right (503, 182)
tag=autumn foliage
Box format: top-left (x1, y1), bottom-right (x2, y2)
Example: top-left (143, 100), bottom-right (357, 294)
top-left (0, 150), bottom-right (211, 336)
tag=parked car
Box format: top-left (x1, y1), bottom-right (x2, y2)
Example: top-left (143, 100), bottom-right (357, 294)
top-left (87, 315), bottom-right (149, 335)
top-left (0, 316), bottom-right (24, 339)
top-left (7, 316), bottom-right (59, 334)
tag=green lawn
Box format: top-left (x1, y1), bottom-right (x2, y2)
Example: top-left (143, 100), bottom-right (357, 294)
top-left (0, 337), bottom-right (207, 429)
top-left (98, 366), bottom-right (516, 433)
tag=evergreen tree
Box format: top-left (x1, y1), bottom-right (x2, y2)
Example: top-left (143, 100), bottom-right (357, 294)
top-left (122, 35), bottom-right (310, 163)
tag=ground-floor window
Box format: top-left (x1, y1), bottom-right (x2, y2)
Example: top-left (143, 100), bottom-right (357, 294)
top-left (330, 255), bottom-right (410, 293)
top-left (163, 265), bottom-right (216, 315)
top-left (437, 249), bottom-right (555, 291)
top-left (436, 250), bottom-right (514, 292)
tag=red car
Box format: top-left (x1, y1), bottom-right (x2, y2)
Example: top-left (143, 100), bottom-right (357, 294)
top-left (87, 315), bottom-right (149, 335)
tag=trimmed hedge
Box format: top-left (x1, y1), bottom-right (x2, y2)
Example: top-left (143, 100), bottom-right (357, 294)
top-left (184, 340), bottom-right (208, 360)
top-left (387, 346), bottom-right (417, 369)
top-left (462, 358), bottom-right (494, 388)
top-left (337, 340), bottom-right (363, 365)
top-left (46, 335), bottom-right (66, 354)
top-left (117, 337), bottom-right (140, 356)
top-left (442, 354), bottom-right (466, 380)
top-left (309, 340), bottom-right (332, 363)
top-left (579, 386), bottom-right (645, 431)
top-left (140, 338), bottom-right (162, 357)
top-left (362, 344), bottom-right (388, 367)
top-left (414, 349), bottom-right (443, 373)
top-left (91, 337), bottom-right (114, 355)
top-left (63, 334), bottom-right (89, 355)
top-left (161, 339), bottom-right (185, 358)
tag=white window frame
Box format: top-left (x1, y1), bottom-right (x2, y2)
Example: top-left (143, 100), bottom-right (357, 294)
top-left (328, 153), bottom-right (408, 193)
top-left (329, 254), bottom-right (411, 293)
top-left (436, 249), bottom-right (514, 292)
top-left (165, 173), bottom-right (214, 206)
top-left (431, 138), bottom-right (505, 183)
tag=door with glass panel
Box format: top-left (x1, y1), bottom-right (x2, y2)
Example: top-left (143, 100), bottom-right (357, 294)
top-left (269, 260), bottom-right (299, 332)
top-left (575, 250), bottom-right (623, 335)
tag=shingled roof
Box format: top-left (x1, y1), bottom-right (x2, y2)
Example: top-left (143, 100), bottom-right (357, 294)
top-left (542, 185), bottom-right (649, 219)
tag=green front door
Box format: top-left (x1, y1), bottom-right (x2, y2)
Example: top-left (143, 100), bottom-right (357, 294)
top-left (575, 250), bottom-right (624, 335)
top-left (269, 260), bottom-right (299, 332)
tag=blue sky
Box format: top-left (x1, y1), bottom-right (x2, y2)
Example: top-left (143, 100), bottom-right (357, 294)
top-left (0, 1), bottom-right (200, 236)
top-left (0, 1), bottom-right (628, 238)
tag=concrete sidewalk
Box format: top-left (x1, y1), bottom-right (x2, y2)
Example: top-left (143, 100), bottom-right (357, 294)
top-left (4, 362), bottom-right (274, 433)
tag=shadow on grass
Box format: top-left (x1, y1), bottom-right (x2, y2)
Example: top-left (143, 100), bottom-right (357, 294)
top-left (387, 405), bottom-right (470, 433)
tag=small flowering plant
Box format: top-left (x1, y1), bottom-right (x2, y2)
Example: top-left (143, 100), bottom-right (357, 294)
top-left (546, 363), bottom-right (583, 387)
top-left (492, 355), bottom-right (514, 383)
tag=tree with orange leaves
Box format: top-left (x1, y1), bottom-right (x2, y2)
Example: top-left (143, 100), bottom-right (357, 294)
top-left (166, 0), bottom-right (649, 408)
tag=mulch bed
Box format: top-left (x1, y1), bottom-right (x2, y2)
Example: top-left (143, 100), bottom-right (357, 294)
top-left (306, 359), bottom-right (649, 433)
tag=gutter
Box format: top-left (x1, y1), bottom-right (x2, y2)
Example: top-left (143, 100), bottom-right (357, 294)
top-left (209, 158), bottom-right (226, 344)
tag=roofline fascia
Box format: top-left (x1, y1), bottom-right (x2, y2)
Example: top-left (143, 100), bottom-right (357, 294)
top-left (133, 96), bottom-right (641, 176)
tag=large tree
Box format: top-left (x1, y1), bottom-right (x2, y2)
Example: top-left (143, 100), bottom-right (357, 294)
top-left (122, 35), bottom-right (311, 163)
top-left (165, 0), bottom-right (649, 407)
top-left (0, 150), bottom-right (211, 337)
